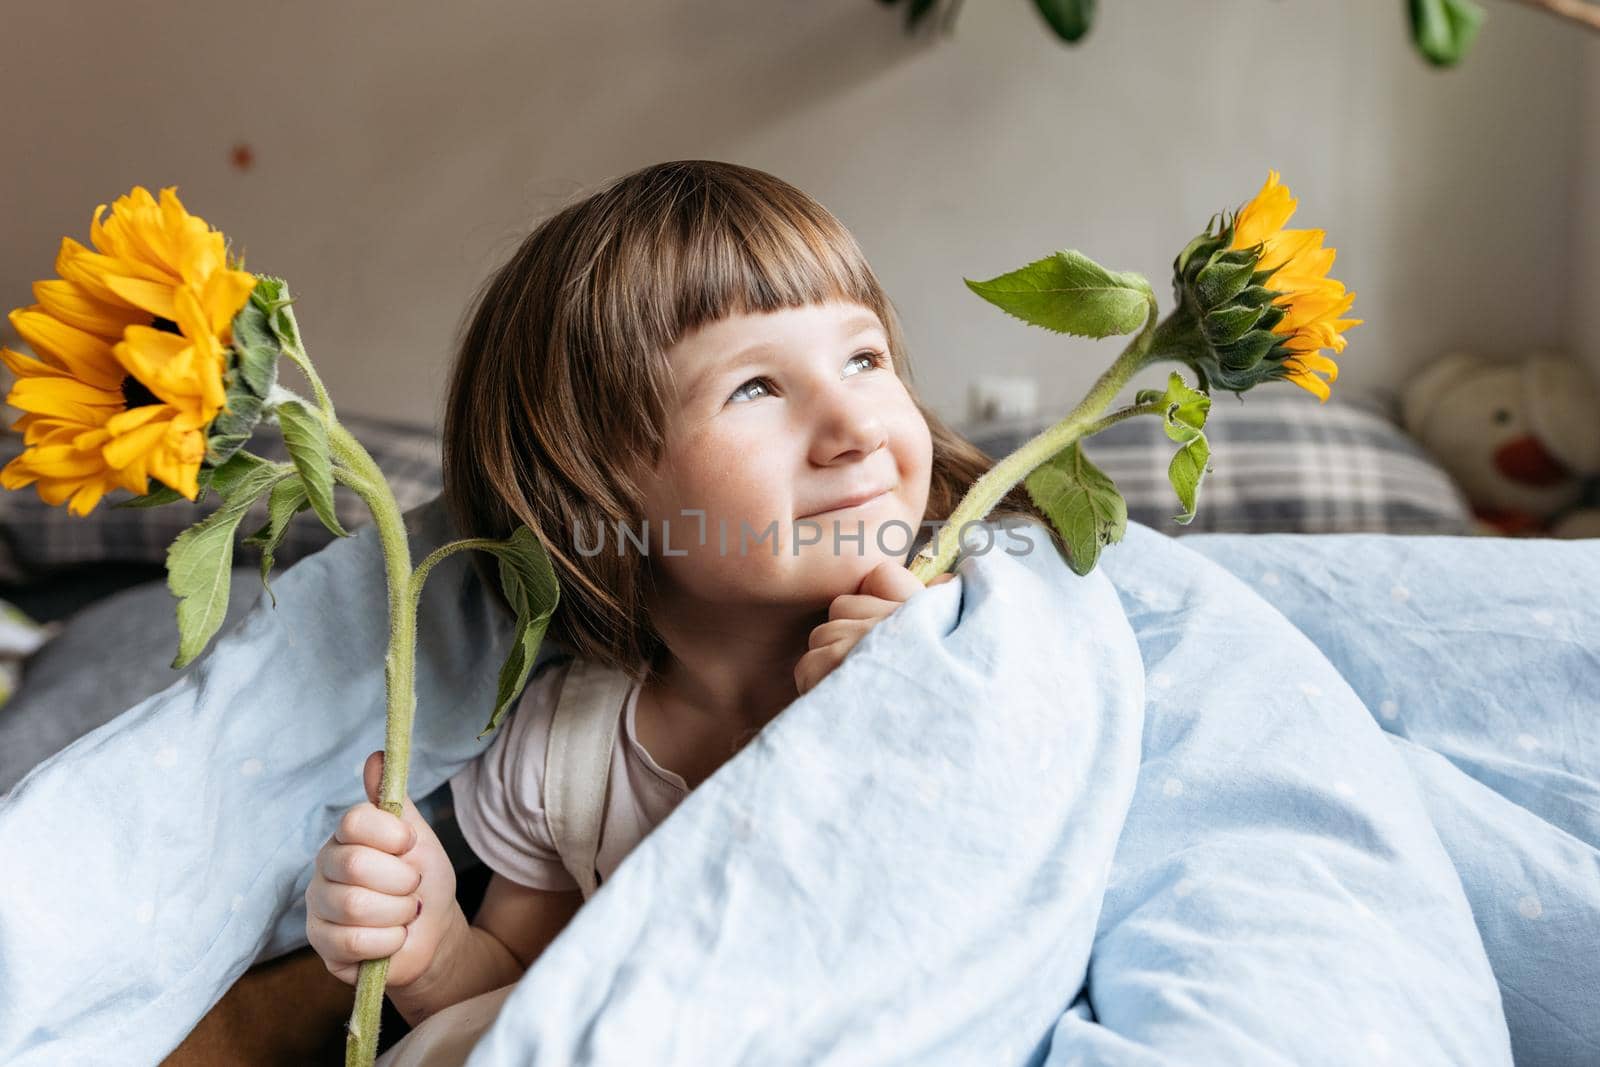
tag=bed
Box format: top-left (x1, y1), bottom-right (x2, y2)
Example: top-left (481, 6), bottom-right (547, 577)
top-left (4, 389), bottom-right (1541, 1066)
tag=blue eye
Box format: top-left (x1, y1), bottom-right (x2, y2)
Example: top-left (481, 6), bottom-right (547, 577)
top-left (844, 349), bottom-right (889, 376)
top-left (726, 350), bottom-right (889, 405)
top-left (728, 377), bottom-right (773, 404)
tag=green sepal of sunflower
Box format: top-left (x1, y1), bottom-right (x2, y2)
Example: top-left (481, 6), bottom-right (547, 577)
top-left (204, 279), bottom-right (288, 466)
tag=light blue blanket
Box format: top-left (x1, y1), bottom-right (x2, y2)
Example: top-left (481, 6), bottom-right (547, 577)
top-left (0, 496), bottom-right (1595, 1065)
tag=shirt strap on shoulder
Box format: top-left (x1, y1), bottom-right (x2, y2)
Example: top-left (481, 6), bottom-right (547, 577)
top-left (543, 657), bottom-right (634, 899)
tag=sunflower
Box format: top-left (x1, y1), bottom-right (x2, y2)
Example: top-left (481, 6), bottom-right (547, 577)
top-left (1, 187), bottom-right (256, 515)
top-left (1229, 171), bottom-right (1362, 402)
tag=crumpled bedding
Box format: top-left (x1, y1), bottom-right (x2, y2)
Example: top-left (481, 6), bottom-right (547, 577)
top-left (0, 495), bottom-right (1593, 1065)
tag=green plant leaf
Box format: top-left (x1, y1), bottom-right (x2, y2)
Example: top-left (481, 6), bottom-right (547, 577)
top-left (1167, 432), bottom-right (1211, 526)
top-left (1150, 371), bottom-right (1214, 524)
top-left (114, 475), bottom-right (207, 510)
top-left (231, 282), bottom-right (285, 398)
top-left (966, 250), bottom-right (1152, 339)
top-left (1408, 0), bottom-right (1485, 67)
top-left (241, 473), bottom-right (311, 608)
top-left (474, 525), bottom-right (561, 737)
top-left (167, 461), bottom-right (290, 669)
top-left (1023, 440), bottom-right (1127, 576)
top-left (203, 384), bottom-right (265, 467)
top-left (210, 450), bottom-right (276, 501)
top-left (274, 399), bottom-right (349, 538)
top-left (1033, 0), bottom-right (1095, 42)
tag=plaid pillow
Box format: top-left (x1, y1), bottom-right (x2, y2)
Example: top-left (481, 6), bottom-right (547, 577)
top-left (959, 389), bottom-right (1473, 536)
top-left (0, 415), bottom-right (442, 584)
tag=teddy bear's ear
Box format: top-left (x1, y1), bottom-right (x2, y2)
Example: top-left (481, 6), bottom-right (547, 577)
top-left (1401, 351), bottom-right (1489, 438)
top-left (1522, 354), bottom-right (1600, 474)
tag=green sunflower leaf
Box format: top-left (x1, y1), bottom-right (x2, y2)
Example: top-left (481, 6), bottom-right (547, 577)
top-left (232, 282), bottom-right (284, 398)
top-left (210, 450), bottom-right (278, 502)
top-left (1033, 0), bottom-right (1096, 43)
top-left (1408, 0), bottom-right (1485, 68)
top-left (966, 250), bottom-right (1153, 340)
top-left (167, 461), bottom-right (290, 669)
top-left (241, 473), bottom-right (312, 608)
top-left (114, 475), bottom-right (207, 510)
top-left (204, 380), bottom-right (265, 467)
top-left (274, 399), bottom-right (349, 539)
top-left (1150, 371), bottom-right (1214, 524)
top-left (1023, 440), bottom-right (1127, 576)
top-left (472, 525), bottom-right (561, 737)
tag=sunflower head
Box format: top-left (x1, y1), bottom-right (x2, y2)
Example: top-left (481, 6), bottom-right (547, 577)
top-left (1, 186), bottom-right (271, 515)
top-left (1165, 171), bottom-right (1361, 402)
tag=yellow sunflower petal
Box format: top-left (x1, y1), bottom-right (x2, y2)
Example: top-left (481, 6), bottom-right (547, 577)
top-left (114, 326), bottom-right (222, 419)
top-left (1, 345), bottom-right (65, 381)
top-left (8, 376), bottom-right (123, 424)
top-left (34, 478), bottom-right (80, 508)
top-left (105, 403), bottom-right (169, 436)
top-left (55, 238), bottom-right (130, 308)
top-left (201, 267), bottom-right (258, 338)
top-left (70, 229), bottom-right (177, 289)
top-left (67, 478), bottom-right (112, 516)
top-left (177, 228), bottom-right (228, 291)
top-left (95, 189), bottom-right (180, 274)
top-left (103, 275), bottom-right (180, 323)
top-left (1287, 351), bottom-right (1340, 382)
top-left (1232, 171), bottom-right (1298, 250)
top-left (0, 455), bottom-right (39, 490)
top-left (9, 307), bottom-right (126, 388)
top-left (32, 279), bottom-right (144, 339)
top-left (101, 417), bottom-right (172, 470)
top-left (144, 426), bottom-right (204, 500)
top-left (72, 426), bottom-right (113, 451)
top-left (23, 444), bottom-right (115, 479)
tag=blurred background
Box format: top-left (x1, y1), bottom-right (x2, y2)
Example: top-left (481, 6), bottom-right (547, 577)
top-left (4, 0), bottom-right (1596, 426)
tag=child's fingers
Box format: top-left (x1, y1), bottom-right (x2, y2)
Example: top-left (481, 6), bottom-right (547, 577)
top-left (362, 750), bottom-right (431, 831)
top-left (307, 876), bottom-right (421, 929)
top-left (318, 842), bottom-right (424, 896)
top-left (363, 750), bottom-right (388, 806)
top-left (335, 802), bottom-right (418, 856)
top-left (794, 638), bottom-right (849, 696)
top-left (825, 593), bottom-right (896, 622)
top-left (930, 572), bottom-right (957, 586)
top-left (808, 617), bottom-right (867, 651)
top-left (307, 913), bottom-right (408, 968)
top-left (855, 560), bottom-right (926, 602)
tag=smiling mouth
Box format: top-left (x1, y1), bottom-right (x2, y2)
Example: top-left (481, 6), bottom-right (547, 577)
top-left (799, 488), bottom-right (891, 520)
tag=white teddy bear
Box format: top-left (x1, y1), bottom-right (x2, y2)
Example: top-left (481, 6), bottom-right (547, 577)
top-left (1401, 352), bottom-right (1600, 539)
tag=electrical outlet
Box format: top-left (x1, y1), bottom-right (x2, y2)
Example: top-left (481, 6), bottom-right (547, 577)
top-left (968, 376), bottom-right (1039, 424)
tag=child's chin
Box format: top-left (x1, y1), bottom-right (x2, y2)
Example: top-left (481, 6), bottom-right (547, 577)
top-left (794, 545), bottom-right (896, 596)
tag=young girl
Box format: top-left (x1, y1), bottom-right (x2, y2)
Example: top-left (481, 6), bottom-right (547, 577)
top-left (304, 160), bottom-right (1064, 1031)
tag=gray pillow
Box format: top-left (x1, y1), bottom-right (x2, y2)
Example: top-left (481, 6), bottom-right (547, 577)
top-left (0, 567), bottom-right (265, 794)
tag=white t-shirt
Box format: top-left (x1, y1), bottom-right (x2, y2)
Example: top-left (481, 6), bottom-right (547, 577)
top-left (449, 658), bottom-right (690, 892)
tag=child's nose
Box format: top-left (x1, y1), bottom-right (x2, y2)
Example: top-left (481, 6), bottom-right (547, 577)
top-left (807, 391), bottom-right (888, 465)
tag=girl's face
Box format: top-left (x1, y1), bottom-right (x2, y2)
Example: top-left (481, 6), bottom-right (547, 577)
top-left (638, 300), bottom-right (934, 610)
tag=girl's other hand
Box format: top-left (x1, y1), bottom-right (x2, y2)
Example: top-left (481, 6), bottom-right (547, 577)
top-left (305, 751), bottom-right (462, 988)
top-left (794, 561), bottom-right (956, 696)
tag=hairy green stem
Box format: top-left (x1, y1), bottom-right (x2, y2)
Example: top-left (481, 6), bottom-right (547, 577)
top-left (277, 310), bottom-right (337, 422)
top-left (909, 307), bottom-right (1166, 583)
top-left (1079, 400), bottom-right (1166, 438)
top-left (325, 420), bottom-right (417, 1067)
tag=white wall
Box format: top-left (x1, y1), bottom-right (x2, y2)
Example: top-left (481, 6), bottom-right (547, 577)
top-left (1, 0), bottom-right (1589, 429)
top-left (1576, 34), bottom-right (1600, 382)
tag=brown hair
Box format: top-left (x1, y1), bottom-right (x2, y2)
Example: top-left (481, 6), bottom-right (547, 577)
top-left (441, 160), bottom-right (1065, 685)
